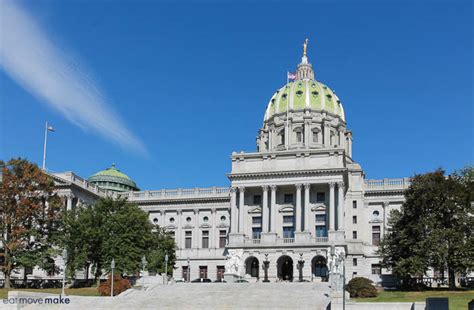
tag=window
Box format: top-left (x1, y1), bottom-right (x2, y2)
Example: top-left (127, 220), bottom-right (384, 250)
top-left (312, 131), bottom-right (319, 143)
top-left (316, 192), bottom-right (325, 203)
top-left (279, 132), bottom-right (285, 145)
top-left (199, 266), bottom-right (208, 279)
top-left (253, 195), bottom-right (262, 205)
top-left (352, 272), bottom-right (357, 277)
top-left (353, 258), bottom-right (358, 266)
top-left (186, 217), bottom-right (192, 222)
top-left (219, 230), bottom-right (227, 248)
top-left (220, 215), bottom-right (226, 221)
top-left (252, 217), bottom-right (262, 224)
top-left (252, 227), bottom-right (262, 239)
top-left (296, 131), bottom-right (302, 142)
top-left (371, 264), bottom-right (381, 275)
top-left (330, 133), bottom-right (335, 145)
top-left (169, 217), bottom-right (175, 223)
top-left (315, 225), bottom-right (327, 237)
top-left (372, 226), bottom-right (381, 246)
top-left (352, 231), bottom-right (357, 239)
top-left (283, 215), bottom-right (294, 224)
top-left (352, 216), bottom-right (357, 224)
top-left (185, 231), bottom-right (192, 249)
top-left (315, 214), bottom-right (326, 222)
top-left (182, 266), bottom-right (189, 282)
top-left (202, 231), bottom-right (209, 248)
top-left (216, 266), bottom-right (225, 281)
top-left (203, 216), bottom-right (209, 222)
top-left (373, 210), bottom-right (380, 217)
top-left (169, 231), bottom-right (175, 240)
top-left (153, 217), bottom-right (159, 224)
top-left (352, 200), bottom-right (357, 209)
top-left (283, 227), bottom-right (295, 238)
top-left (284, 194), bottom-right (293, 204)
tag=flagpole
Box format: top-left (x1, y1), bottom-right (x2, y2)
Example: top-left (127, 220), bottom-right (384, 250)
top-left (42, 121), bottom-right (48, 170)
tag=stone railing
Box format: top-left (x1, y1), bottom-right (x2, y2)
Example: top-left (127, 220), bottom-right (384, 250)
top-left (51, 171), bottom-right (109, 196)
top-left (365, 178), bottom-right (411, 191)
top-left (124, 186), bottom-right (230, 201)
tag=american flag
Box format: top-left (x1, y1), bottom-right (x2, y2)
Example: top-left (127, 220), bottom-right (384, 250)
top-left (287, 71), bottom-right (297, 81)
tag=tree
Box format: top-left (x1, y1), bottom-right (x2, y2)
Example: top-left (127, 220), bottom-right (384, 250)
top-left (0, 158), bottom-right (63, 288)
top-left (62, 197), bottom-right (175, 286)
top-left (379, 168), bottom-right (474, 289)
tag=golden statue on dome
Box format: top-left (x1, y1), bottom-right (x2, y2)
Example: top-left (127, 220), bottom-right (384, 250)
top-left (303, 38), bottom-right (309, 56)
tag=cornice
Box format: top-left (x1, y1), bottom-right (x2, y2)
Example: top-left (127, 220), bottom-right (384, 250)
top-left (228, 168), bottom-right (347, 181)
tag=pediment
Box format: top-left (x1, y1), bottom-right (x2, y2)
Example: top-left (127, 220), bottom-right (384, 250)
top-left (248, 206), bottom-right (262, 214)
top-left (200, 223), bottom-right (212, 228)
top-left (165, 225), bottom-right (177, 230)
top-left (311, 204), bottom-right (326, 211)
top-left (216, 223), bottom-right (229, 228)
top-left (184, 224), bottom-right (194, 229)
top-left (369, 218), bottom-right (383, 224)
top-left (279, 205), bottom-right (294, 212)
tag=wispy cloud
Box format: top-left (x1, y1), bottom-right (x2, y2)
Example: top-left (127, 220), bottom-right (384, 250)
top-left (0, 1), bottom-right (147, 155)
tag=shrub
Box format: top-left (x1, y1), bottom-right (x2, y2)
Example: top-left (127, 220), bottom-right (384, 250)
top-left (346, 277), bottom-right (378, 298)
top-left (98, 275), bottom-right (131, 296)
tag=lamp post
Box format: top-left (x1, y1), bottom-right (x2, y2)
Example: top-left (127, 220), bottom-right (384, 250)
top-left (165, 254), bottom-right (169, 285)
top-left (263, 254), bottom-right (270, 282)
top-left (142, 255), bottom-right (147, 290)
top-left (187, 257), bottom-right (190, 282)
top-left (61, 249), bottom-right (68, 296)
top-left (110, 259), bottom-right (115, 297)
top-left (298, 253), bottom-right (305, 282)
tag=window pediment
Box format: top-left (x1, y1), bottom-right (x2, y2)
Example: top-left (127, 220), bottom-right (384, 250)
top-left (248, 206), bottom-right (262, 214)
top-left (279, 205), bottom-right (294, 212)
top-left (311, 204), bottom-right (326, 211)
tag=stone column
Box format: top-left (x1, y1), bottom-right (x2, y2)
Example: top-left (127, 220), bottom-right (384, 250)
top-left (337, 182), bottom-right (345, 231)
top-left (230, 187), bottom-right (237, 233)
top-left (66, 195), bottom-right (73, 211)
top-left (238, 187), bottom-right (245, 234)
top-left (338, 128), bottom-right (346, 149)
top-left (324, 123), bottom-right (331, 146)
top-left (262, 186), bottom-right (269, 233)
top-left (194, 209), bottom-right (199, 248)
top-left (304, 121), bottom-right (311, 147)
top-left (346, 131), bottom-right (353, 157)
top-left (210, 208), bottom-right (216, 248)
top-left (270, 185), bottom-right (277, 233)
top-left (177, 210), bottom-right (182, 249)
top-left (304, 183), bottom-right (311, 232)
top-left (295, 184), bottom-right (302, 232)
top-left (329, 182), bottom-right (336, 231)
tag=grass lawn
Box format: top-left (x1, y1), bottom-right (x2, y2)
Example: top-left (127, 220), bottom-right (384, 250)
top-left (355, 289), bottom-right (474, 310)
top-left (0, 287), bottom-right (100, 299)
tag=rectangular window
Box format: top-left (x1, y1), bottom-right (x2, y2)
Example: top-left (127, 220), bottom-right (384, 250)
top-left (315, 214), bottom-right (326, 222)
top-left (253, 195), bottom-right (262, 205)
top-left (252, 227), bottom-right (262, 239)
top-left (353, 258), bottom-right (358, 266)
top-left (283, 215), bottom-right (294, 224)
top-left (199, 266), bottom-right (208, 279)
top-left (296, 131), bottom-right (302, 142)
top-left (252, 217), bottom-right (262, 225)
top-left (372, 226), bottom-right (381, 246)
top-left (316, 192), bottom-right (325, 203)
top-left (284, 194), bottom-right (294, 204)
top-left (169, 231), bottom-right (175, 240)
top-left (185, 231), bottom-right (192, 249)
top-left (371, 264), bottom-right (381, 275)
top-left (312, 131), bottom-right (318, 143)
top-left (216, 266), bottom-right (225, 281)
top-left (352, 200), bottom-right (357, 209)
top-left (352, 231), bottom-right (357, 239)
top-left (182, 266), bottom-right (189, 282)
top-left (219, 230), bottom-right (226, 248)
top-left (283, 227), bottom-right (295, 238)
top-left (202, 230), bottom-right (209, 248)
top-left (352, 216), bottom-right (357, 224)
top-left (315, 225), bottom-right (327, 237)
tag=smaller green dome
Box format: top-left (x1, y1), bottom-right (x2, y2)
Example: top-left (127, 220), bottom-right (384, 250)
top-left (88, 164), bottom-right (139, 192)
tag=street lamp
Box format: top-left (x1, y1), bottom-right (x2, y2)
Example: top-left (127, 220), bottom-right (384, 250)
top-left (141, 255), bottom-right (147, 290)
top-left (187, 257), bottom-right (190, 282)
top-left (164, 254), bottom-right (169, 285)
top-left (298, 253), bottom-right (305, 282)
top-left (61, 249), bottom-right (68, 296)
top-left (110, 259), bottom-right (115, 297)
top-left (263, 254), bottom-right (270, 282)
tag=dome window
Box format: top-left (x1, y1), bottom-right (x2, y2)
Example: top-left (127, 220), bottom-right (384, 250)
top-left (326, 94), bottom-right (332, 100)
top-left (296, 90), bottom-right (303, 97)
top-left (311, 83), bottom-right (316, 88)
top-left (282, 94), bottom-right (287, 100)
top-left (298, 83), bottom-right (302, 88)
top-left (271, 99), bottom-right (276, 104)
top-left (312, 91), bottom-right (319, 97)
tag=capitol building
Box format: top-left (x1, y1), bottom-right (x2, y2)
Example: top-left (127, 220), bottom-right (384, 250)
top-left (50, 44), bottom-right (410, 285)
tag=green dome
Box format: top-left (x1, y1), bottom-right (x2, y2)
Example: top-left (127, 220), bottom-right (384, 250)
top-left (88, 164), bottom-right (139, 192)
top-left (264, 80), bottom-right (345, 122)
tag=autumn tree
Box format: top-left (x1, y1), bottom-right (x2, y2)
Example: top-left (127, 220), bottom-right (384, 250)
top-left (0, 158), bottom-right (63, 288)
top-left (379, 167), bottom-right (474, 289)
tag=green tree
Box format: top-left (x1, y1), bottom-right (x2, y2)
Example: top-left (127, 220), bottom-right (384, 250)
top-left (0, 158), bottom-right (63, 288)
top-left (63, 197), bottom-right (175, 285)
top-left (379, 168), bottom-right (474, 289)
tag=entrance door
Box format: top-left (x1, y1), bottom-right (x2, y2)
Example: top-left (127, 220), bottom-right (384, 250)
top-left (277, 255), bottom-right (294, 281)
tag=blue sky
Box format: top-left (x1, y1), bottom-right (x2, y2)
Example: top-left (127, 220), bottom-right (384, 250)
top-left (1, 0), bottom-right (472, 190)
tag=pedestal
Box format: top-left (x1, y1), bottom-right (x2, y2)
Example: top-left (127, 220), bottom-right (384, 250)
top-left (260, 232), bottom-right (277, 245)
top-left (294, 231), bottom-right (311, 243)
top-left (228, 233), bottom-right (245, 246)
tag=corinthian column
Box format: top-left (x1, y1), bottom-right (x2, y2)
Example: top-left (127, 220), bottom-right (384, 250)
top-left (230, 187), bottom-right (237, 233)
top-left (262, 186), bottom-right (269, 233)
top-left (337, 182), bottom-right (345, 231)
top-left (270, 185), bottom-right (277, 233)
top-left (304, 183), bottom-right (311, 232)
top-left (238, 187), bottom-right (245, 233)
top-left (295, 184), bottom-right (302, 232)
top-left (329, 182), bottom-right (336, 231)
